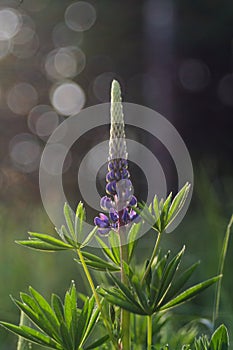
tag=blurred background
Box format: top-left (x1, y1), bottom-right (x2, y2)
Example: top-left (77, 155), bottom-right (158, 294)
top-left (0, 0), bottom-right (233, 348)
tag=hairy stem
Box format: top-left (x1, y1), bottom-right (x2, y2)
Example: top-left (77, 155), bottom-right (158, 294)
top-left (147, 315), bottom-right (153, 350)
top-left (119, 227), bottom-right (130, 350)
top-left (77, 249), bottom-right (118, 349)
top-left (142, 231), bottom-right (162, 283)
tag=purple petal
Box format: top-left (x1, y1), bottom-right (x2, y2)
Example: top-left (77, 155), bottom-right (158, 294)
top-left (106, 170), bottom-right (115, 182)
top-left (122, 208), bottom-right (130, 224)
top-left (106, 181), bottom-right (116, 195)
top-left (115, 171), bottom-right (121, 181)
top-left (129, 210), bottom-right (141, 223)
top-left (94, 214), bottom-right (110, 228)
top-left (129, 195), bottom-right (137, 206)
top-left (122, 168), bottom-right (129, 179)
top-left (109, 208), bottom-right (119, 222)
top-left (98, 227), bottom-right (111, 235)
top-left (100, 196), bottom-right (114, 211)
top-left (119, 159), bottom-right (128, 168)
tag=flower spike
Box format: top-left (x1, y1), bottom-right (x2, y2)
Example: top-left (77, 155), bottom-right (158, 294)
top-left (94, 80), bottom-right (140, 234)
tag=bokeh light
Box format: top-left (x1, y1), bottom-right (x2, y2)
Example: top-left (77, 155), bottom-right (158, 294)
top-left (0, 32), bottom-right (12, 59)
top-left (9, 133), bottom-right (41, 173)
top-left (44, 47), bottom-right (85, 81)
top-left (7, 82), bottom-right (38, 115)
top-left (52, 22), bottom-right (83, 48)
top-left (218, 74), bottom-right (233, 107)
top-left (28, 105), bottom-right (59, 139)
top-left (40, 143), bottom-right (72, 175)
top-left (178, 59), bottom-right (210, 92)
top-left (65, 1), bottom-right (96, 32)
top-left (0, 7), bottom-right (22, 39)
top-left (12, 14), bottom-right (36, 46)
top-left (11, 32), bottom-right (39, 59)
top-left (50, 81), bottom-right (86, 116)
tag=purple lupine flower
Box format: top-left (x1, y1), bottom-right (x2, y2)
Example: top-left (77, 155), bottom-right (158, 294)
top-left (94, 80), bottom-right (140, 234)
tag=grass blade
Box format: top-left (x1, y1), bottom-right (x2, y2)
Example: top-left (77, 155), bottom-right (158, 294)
top-left (212, 215), bottom-right (233, 326)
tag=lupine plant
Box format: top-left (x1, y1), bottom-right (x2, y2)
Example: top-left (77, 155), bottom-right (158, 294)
top-left (0, 80), bottom-right (232, 350)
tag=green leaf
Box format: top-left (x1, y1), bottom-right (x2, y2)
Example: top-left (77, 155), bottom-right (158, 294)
top-left (131, 275), bottom-right (151, 314)
top-left (64, 203), bottom-right (75, 240)
top-left (75, 202), bottom-right (86, 241)
top-left (155, 246), bottom-right (185, 308)
top-left (99, 289), bottom-right (145, 315)
top-left (75, 297), bottom-right (89, 347)
top-left (51, 294), bottom-right (64, 323)
top-left (95, 235), bottom-right (119, 265)
top-left (108, 231), bottom-right (121, 265)
top-left (13, 298), bottom-right (57, 341)
top-left (136, 202), bottom-right (155, 227)
top-left (59, 321), bottom-right (73, 350)
top-left (166, 183), bottom-right (190, 228)
top-left (163, 261), bottom-right (200, 303)
top-left (64, 292), bottom-right (73, 332)
top-left (75, 251), bottom-right (120, 272)
top-left (0, 322), bottom-right (62, 349)
top-left (84, 335), bottom-right (109, 349)
top-left (160, 192), bottom-right (172, 230)
top-left (28, 233), bottom-right (73, 249)
top-left (80, 297), bottom-right (100, 346)
top-left (128, 223), bottom-right (141, 262)
top-left (209, 324), bottom-right (229, 350)
top-left (109, 273), bottom-right (142, 309)
top-left (153, 195), bottom-right (161, 231)
top-left (28, 287), bottom-right (60, 339)
top-left (159, 275), bottom-right (221, 311)
top-left (81, 227), bottom-right (97, 248)
top-left (15, 240), bottom-right (71, 252)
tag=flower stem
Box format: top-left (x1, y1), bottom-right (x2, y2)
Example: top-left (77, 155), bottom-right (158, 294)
top-left (119, 228), bottom-right (130, 350)
top-left (142, 231), bottom-right (162, 284)
top-left (147, 315), bottom-right (153, 350)
top-left (77, 249), bottom-right (118, 349)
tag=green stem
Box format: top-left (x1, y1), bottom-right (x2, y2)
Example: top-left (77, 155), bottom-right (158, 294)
top-left (142, 231), bottom-right (162, 283)
top-left (77, 249), bottom-right (118, 350)
top-left (147, 315), bottom-right (153, 350)
top-left (212, 215), bottom-right (233, 326)
top-left (119, 228), bottom-right (130, 350)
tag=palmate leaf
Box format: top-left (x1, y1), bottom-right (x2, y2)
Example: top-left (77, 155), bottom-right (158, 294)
top-left (135, 183), bottom-right (191, 233)
top-left (159, 275), bottom-right (221, 311)
top-left (1, 283), bottom-right (102, 350)
top-left (154, 246), bottom-right (185, 309)
top-left (163, 261), bottom-right (200, 303)
top-left (99, 288), bottom-right (146, 315)
top-left (0, 323), bottom-right (62, 349)
top-left (13, 298), bottom-right (59, 342)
